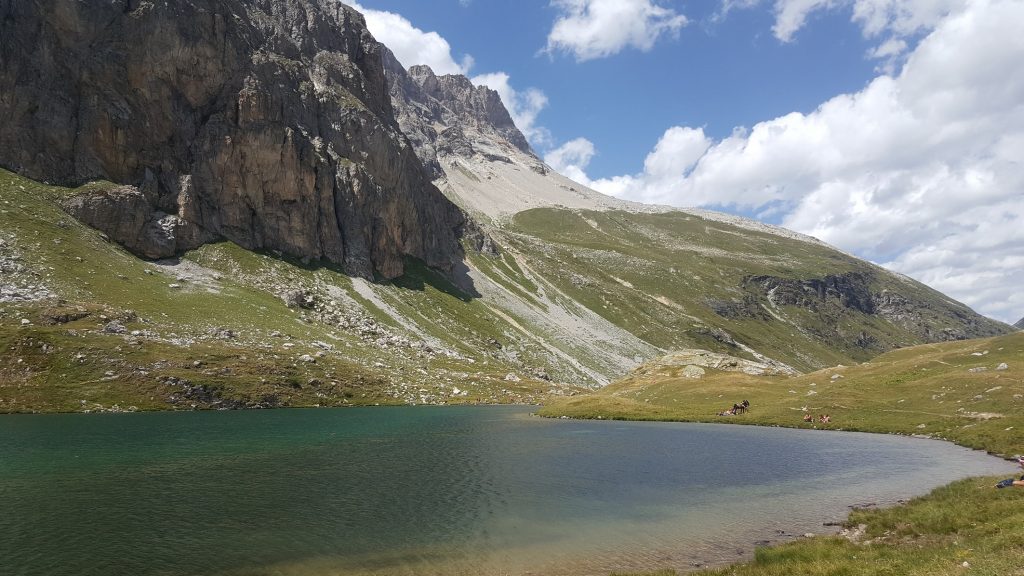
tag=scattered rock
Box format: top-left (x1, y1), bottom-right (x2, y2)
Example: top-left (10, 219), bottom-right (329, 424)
top-left (639, 348), bottom-right (798, 377)
top-left (840, 524), bottom-right (868, 543)
top-left (281, 289), bottom-right (317, 310)
top-left (996, 363), bottom-right (1009, 371)
top-left (103, 320), bottom-right (127, 334)
top-left (681, 365), bottom-right (706, 379)
top-left (209, 327), bottom-right (235, 340)
top-left (531, 367), bottom-right (552, 381)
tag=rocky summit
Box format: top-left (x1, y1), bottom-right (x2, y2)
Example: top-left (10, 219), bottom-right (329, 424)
top-left (1016, 317), bottom-right (1024, 330)
top-left (0, 0), bottom-right (465, 279)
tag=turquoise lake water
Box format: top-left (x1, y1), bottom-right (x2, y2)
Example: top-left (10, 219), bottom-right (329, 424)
top-left (0, 406), bottom-right (1015, 575)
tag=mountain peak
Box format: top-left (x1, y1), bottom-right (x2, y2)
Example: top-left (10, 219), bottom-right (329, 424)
top-left (386, 56), bottom-right (534, 179)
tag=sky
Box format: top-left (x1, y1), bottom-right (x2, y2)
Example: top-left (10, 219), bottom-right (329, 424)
top-left (345, 0), bottom-right (1023, 325)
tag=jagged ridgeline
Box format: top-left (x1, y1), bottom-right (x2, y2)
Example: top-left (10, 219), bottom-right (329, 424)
top-left (0, 0), bottom-right (1012, 412)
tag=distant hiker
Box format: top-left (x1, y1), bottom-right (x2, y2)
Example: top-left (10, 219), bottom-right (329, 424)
top-left (995, 457), bottom-right (1024, 488)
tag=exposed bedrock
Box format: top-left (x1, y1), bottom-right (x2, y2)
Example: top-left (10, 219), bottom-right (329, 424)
top-left (0, 0), bottom-right (465, 279)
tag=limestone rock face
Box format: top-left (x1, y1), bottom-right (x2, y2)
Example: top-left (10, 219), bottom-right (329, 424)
top-left (637, 349), bottom-right (798, 377)
top-left (1015, 317), bottom-right (1024, 330)
top-left (384, 55), bottom-right (539, 178)
top-left (0, 0), bottom-right (465, 278)
top-left (743, 272), bottom-right (1009, 345)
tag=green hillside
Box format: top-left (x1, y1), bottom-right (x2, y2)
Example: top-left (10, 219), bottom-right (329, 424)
top-left (0, 168), bottom-right (1012, 412)
top-left (541, 331), bottom-right (1024, 456)
top-left (510, 207), bottom-right (1007, 372)
top-left (0, 169), bottom-right (584, 412)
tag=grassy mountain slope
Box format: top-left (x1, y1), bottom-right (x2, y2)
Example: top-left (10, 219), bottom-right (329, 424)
top-left (0, 166), bottom-right (1012, 412)
top-left (506, 207), bottom-right (1008, 372)
top-left (541, 331), bottom-right (1024, 457)
top-left (0, 169), bottom-right (586, 412)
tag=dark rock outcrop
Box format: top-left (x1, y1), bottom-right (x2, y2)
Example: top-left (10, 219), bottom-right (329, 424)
top-left (0, 0), bottom-right (465, 279)
top-left (747, 272), bottom-right (876, 314)
top-left (743, 271), bottom-right (1010, 345)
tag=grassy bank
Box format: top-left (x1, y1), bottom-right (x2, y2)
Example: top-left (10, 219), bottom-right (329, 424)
top-left (615, 475), bottom-right (1024, 576)
top-left (548, 332), bottom-right (1024, 575)
top-left (541, 332), bottom-right (1024, 456)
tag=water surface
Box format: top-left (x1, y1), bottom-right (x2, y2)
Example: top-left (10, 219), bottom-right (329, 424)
top-left (0, 406), bottom-right (1014, 575)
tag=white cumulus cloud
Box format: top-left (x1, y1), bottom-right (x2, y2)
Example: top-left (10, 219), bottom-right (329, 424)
top-left (544, 0), bottom-right (688, 61)
top-left (545, 137), bottom-right (597, 184)
top-left (556, 0), bottom-right (1024, 323)
top-left (769, 0), bottom-right (962, 42)
top-left (729, 0), bottom-right (963, 68)
top-left (346, 2), bottom-right (473, 74)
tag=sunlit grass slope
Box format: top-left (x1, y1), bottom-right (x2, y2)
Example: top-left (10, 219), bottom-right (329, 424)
top-left (542, 331), bottom-right (1024, 456)
top-left (510, 208), bottom-right (1009, 373)
top-left (0, 166), bottom-right (1012, 411)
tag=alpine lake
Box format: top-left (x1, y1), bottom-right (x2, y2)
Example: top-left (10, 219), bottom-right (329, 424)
top-left (1, 406), bottom-right (1015, 576)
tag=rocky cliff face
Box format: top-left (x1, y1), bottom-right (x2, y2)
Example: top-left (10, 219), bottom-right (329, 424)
top-left (384, 55), bottom-right (543, 179)
top-left (740, 271), bottom-right (1008, 348)
top-left (0, 0), bottom-right (465, 279)
top-left (1015, 317), bottom-right (1024, 330)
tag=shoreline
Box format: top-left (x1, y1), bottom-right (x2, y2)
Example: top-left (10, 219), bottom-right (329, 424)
top-left (2, 402), bottom-right (1019, 575)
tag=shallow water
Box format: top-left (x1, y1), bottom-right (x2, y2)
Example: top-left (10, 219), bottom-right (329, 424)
top-left (0, 406), bottom-right (1014, 575)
